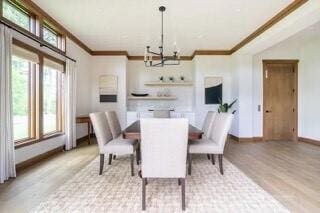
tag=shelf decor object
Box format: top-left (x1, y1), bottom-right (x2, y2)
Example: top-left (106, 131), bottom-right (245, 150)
top-left (144, 6), bottom-right (180, 67)
top-left (131, 93), bottom-right (149, 97)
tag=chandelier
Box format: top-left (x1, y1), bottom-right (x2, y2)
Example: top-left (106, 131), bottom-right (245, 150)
top-left (144, 6), bottom-right (180, 67)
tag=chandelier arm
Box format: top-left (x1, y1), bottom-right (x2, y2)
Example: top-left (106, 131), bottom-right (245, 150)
top-left (147, 50), bottom-right (161, 56)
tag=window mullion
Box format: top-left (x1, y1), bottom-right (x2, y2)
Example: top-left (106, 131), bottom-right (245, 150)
top-left (30, 63), bottom-right (37, 139)
top-left (37, 56), bottom-right (44, 139)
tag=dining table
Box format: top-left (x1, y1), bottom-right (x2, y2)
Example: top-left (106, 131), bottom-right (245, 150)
top-left (123, 120), bottom-right (203, 140)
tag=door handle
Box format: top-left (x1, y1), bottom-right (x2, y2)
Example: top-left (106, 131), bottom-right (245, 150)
top-left (265, 110), bottom-right (272, 113)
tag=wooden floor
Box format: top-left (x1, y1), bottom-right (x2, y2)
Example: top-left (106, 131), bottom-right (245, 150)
top-left (0, 140), bottom-right (319, 213)
top-left (225, 141), bottom-right (320, 213)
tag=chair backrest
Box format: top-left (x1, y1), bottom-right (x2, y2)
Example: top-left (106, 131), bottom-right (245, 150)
top-left (202, 111), bottom-right (216, 138)
top-left (140, 118), bottom-right (189, 178)
top-left (153, 110), bottom-right (171, 118)
top-left (105, 111), bottom-right (122, 139)
top-left (209, 113), bottom-right (234, 153)
top-left (89, 112), bottom-right (113, 153)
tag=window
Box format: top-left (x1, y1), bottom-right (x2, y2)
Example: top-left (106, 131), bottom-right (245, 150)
top-left (11, 43), bottom-right (65, 145)
top-left (2, 0), bottom-right (31, 31)
top-left (42, 24), bottom-right (65, 50)
top-left (43, 25), bottom-right (59, 47)
top-left (11, 56), bottom-right (32, 141)
top-left (42, 61), bottom-right (63, 135)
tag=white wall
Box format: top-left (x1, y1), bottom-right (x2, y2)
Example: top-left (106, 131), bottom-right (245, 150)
top-left (90, 56), bottom-right (128, 128)
top-left (127, 61), bottom-right (194, 112)
top-left (66, 38), bottom-right (93, 139)
top-left (252, 29), bottom-right (320, 141)
top-left (193, 56), bottom-right (233, 128)
top-left (231, 55), bottom-right (254, 137)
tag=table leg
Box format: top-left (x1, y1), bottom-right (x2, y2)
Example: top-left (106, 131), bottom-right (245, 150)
top-left (87, 122), bottom-right (91, 145)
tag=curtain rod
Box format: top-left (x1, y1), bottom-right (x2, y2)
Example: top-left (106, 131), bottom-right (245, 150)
top-left (0, 19), bottom-right (77, 63)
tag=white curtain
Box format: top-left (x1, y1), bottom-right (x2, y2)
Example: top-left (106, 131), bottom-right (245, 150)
top-left (64, 59), bottom-right (77, 150)
top-left (0, 24), bottom-right (16, 183)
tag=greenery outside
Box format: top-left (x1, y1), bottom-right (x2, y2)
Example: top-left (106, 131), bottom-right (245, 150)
top-left (12, 56), bottom-right (30, 140)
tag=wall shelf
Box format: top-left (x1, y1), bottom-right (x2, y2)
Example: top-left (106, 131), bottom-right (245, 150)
top-left (144, 81), bottom-right (193, 86)
top-left (128, 96), bottom-right (177, 100)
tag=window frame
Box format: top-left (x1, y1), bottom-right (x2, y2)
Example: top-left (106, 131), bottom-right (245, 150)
top-left (2, 0), bottom-right (36, 34)
top-left (11, 58), bottom-right (35, 143)
top-left (1, 0), bottom-right (66, 52)
top-left (42, 23), bottom-right (65, 51)
top-left (42, 61), bottom-right (64, 137)
top-left (12, 39), bottom-right (66, 149)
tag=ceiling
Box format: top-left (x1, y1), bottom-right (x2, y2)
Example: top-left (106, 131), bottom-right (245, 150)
top-left (32, 0), bottom-right (294, 55)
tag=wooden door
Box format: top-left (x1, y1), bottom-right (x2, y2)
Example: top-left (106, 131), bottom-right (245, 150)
top-left (263, 61), bottom-right (298, 141)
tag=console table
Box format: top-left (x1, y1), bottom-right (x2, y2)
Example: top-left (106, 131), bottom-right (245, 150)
top-left (76, 115), bottom-right (92, 144)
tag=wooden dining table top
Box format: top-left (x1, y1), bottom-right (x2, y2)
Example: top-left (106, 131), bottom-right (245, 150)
top-left (123, 120), bottom-right (203, 140)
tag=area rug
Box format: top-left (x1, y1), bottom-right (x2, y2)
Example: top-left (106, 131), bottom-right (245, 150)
top-left (32, 155), bottom-right (288, 213)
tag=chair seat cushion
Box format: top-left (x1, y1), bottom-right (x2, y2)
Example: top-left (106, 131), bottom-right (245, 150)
top-left (104, 136), bottom-right (138, 155)
top-left (189, 139), bottom-right (223, 154)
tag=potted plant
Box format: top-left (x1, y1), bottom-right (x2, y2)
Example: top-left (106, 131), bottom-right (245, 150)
top-left (218, 98), bottom-right (237, 114)
top-left (159, 76), bottom-right (164, 82)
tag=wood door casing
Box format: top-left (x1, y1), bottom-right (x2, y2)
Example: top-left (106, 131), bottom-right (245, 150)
top-left (263, 60), bottom-right (298, 142)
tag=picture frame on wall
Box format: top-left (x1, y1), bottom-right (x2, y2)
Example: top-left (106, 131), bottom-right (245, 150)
top-left (99, 75), bottom-right (118, 102)
top-left (204, 77), bottom-right (223, 104)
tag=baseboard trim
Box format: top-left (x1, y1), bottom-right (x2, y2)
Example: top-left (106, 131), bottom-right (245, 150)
top-left (299, 137), bottom-right (320, 146)
top-left (16, 146), bottom-right (64, 172)
top-left (229, 134), bottom-right (263, 143)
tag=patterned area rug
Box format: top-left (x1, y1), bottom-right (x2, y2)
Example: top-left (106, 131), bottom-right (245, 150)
top-left (32, 155), bottom-right (288, 212)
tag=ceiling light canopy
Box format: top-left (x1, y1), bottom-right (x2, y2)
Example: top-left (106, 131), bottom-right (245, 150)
top-left (144, 6), bottom-right (180, 67)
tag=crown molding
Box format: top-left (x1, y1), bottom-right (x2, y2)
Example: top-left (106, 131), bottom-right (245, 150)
top-left (230, 0), bottom-right (308, 54)
top-left (91, 51), bottom-right (129, 56)
top-left (26, 0), bottom-right (308, 58)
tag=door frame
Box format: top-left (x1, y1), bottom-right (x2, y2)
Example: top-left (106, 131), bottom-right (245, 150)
top-left (262, 60), bottom-right (299, 142)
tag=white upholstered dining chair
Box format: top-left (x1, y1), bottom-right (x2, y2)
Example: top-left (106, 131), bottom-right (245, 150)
top-left (188, 113), bottom-right (234, 175)
top-left (202, 111), bottom-right (216, 139)
top-left (140, 118), bottom-right (189, 211)
top-left (89, 112), bottom-right (138, 176)
top-left (153, 110), bottom-right (171, 118)
top-left (201, 111), bottom-right (217, 161)
top-left (105, 110), bottom-right (140, 165)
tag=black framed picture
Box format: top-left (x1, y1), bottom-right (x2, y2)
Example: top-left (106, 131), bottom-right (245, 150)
top-left (205, 77), bottom-right (222, 104)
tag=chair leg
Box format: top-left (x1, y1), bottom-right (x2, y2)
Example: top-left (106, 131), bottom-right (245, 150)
top-left (181, 178), bottom-right (186, 211)
top-left (136, 147), bottom-right (140, 165)
top-left (108, 154), bottom-right (113, 165)
top-left (113, 155), bottom-right (116, 160)
top-left (99, 154), bottom-right (104, 175)
top-left (211, 154), bottom-right (215, 165)
top-left (207, 154), bottom-right (210, 160)
top-left (188, 154), bottom-right (192, 175)
top-left (130, 154), bottom-right (134, 176)
top-left (218, 154), bottom-right (223, 175)
top-left (178, 179), bottom-right (181, 185)
top-left (142, 178), bottom-right (146, 210)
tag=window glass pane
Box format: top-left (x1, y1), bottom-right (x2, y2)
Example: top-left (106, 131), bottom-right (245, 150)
top-left (12, 56), bottom-right (30, 141)
top-left (43, 26), bottom-right (58, 47)
top-left (3, 0), bottom-right (30, 31)
top-left (43, 66), bottom-right (59, 134)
